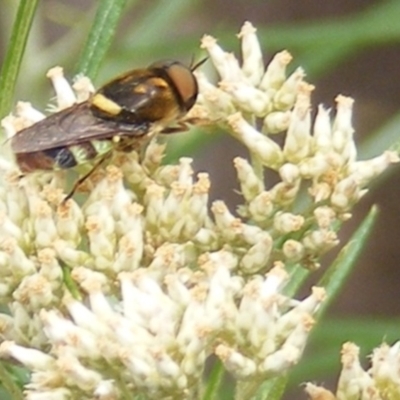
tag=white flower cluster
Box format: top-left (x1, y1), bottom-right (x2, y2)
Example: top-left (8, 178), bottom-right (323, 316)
top-left (0, 21), bottom-right (396, 400)
top-left (305, 341), bottom-right (400, 400)
top-left (189, 21), bottom-right (398, 267)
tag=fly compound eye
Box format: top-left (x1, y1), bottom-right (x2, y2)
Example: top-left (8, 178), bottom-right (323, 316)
top-left (164, 62), bottom-right (199, 112)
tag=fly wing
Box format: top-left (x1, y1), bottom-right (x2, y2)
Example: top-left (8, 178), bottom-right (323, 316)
top-left (11, 101), bottom-right (151, 154)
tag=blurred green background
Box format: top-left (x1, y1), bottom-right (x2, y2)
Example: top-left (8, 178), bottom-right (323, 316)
top-left (1, 0), bottom-right (400, 398)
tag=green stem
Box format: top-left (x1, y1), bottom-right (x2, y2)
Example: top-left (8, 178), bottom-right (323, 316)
top-left (75, 0), bottom-right (129, 79)
top-left (0, 0), bottom-right (39, 119)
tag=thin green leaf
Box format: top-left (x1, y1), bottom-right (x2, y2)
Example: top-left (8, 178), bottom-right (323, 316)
top-left (316, 206), bottom-right (379, 318)
top-left (253, 376), bottom-right (288, 400)
top-left (0, 0), bottom-right (39, 119)
top-left (282, 265), bottom-right (309, 298)
top-left (126, 0), bottom-right (199, 46)
top-left (202, 359), bottom-right (225, 400)
top-left (75, 0), bottom-right (129, 79)
top-left (0, 361), bottom-right (23, 400)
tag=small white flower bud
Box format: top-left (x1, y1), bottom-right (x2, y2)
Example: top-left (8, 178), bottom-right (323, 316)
top-left (94, 379), bottom-right (118, 399)
top-left (261, 314), bottom-right (314, 374)
top-left (279, 163), bottom-right (300, 185)
top-left (298, 154), bottom-right (330, 179)
top-left (32, 200), bottom-right (58, 249)
top-left (56, 200), bottom-right (84, 245)
top-left (215, 344), bottom-right (257, 378)
top-left (370, 342), bottom-right (400, 397)
top-left (282, 239), bottom-right (304, 262)
top-left (220, 80), bottom-right (271, 117)
top-left (53, 239), bottom-right (91, 266)
top-left (0, 211), bottom-right (22, 244)
top-left (234, 157), bottom-right (264, 201)
top-left (269, 180), bottom-right (300, 206)
top-left (314, 206), bottom-right (336, 229)
top-left (0, 341), bottom-right (55, 370)
top-left (274, 212), bottom-right (304, 234)
top-left (336, 342), bottom-right (371, 399)
top-left (142, 140), bottom-right (166, 171)
top-left (302, 229), bottom-right (339, 255)
top-left (309, 182), bottom-right (332, 202)
top-left (40, 310), bottom-right (102, 359)
top-left (238, 21), bottom-right (264, 85)
top-left (57, 348), bottom-right (103, 391)
top-left (16, 101), bottom-right (45, 123)
top-left (46, 66), bottom-right (76, 110)
top-left (304, 383), bottom-right (336, 400)
top-left (313, 105), bottom-right (332, 154)
top-left (1, 115), bottom-right (19, 139)
top-left (13, 274), bottom-right (55, 310)
top-left (72, 75), bottom-right (95, 102)
top-left (194, 71), bottom-right (236, 118)
top-left (63, 294), bottom-right (111, 337)
top-left (85, 211), bottom-right (116, 270)
top-left (283, 83), bottom-right (313, 163)
top-left (248, 191), bottom-right (274, 222)
top-left (260, 50), bottom-right (293, 91)
top-left (273, 67), bottom-right (305, 110)
top-left (332, 95), bottom-right (356, 163)
top-left (201, 35), bottom-right (244, 82)
top-left (263, 110), bottom-right (291, 134)
top-left (183, 173), bottom-right (210, 237)
top-left (350, 151), bottom-right (399, 187)
top-left (228, 113), bottom-right (283, 168)
top-left (278, 288), bottom-right (325, 334)
top-left (211, 200), bottom-right (242, 241)
top-left (330, 176), bottom-right (360, 210)
top-left (37, 248), bottom-right (63, 284)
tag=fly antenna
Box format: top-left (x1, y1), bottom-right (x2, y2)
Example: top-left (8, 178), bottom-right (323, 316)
top-left (190, 57), bottom-right (208, 71)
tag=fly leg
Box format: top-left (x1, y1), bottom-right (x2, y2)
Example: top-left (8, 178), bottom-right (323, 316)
top-left (63, 154), bottom-right (110, 202)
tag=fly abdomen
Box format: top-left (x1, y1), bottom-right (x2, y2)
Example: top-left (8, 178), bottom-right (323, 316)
top-left (44, 147), bottom-right (77, 169)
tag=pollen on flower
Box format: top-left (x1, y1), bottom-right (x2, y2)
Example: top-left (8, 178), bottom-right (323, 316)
top-left (237, 20), bottom-right (257, 37)
top-left (0, 237), bottom-right (17, 254)
top-left (37, 248), bottom-right (56, 264)
top-left (56, 199), bottom-right (73, 219)
top-left (35, 200), bottom-right (52, 218)
top-left (72, 75), bottom-right (95, 102)
top-left (341, 342), bottom-right (360, 366)
top-left (302, 314), bottom-right (315, 331)
top-left (170, 181), bottom-right (187, 197)
top-left (126, 202), bottom-right (144, 216)
top-left (311, 286), bottom-right (327, 302)
top-left (85, 215), bottom-right (101, 233)
top-left (71, 267), bottom-right (109, 293)
top-left (276, 50), bottom-right (293, 66)
top-left (193, 173), bottom-right (210, 194)
top-left (105, 165), bottom-right (123, 183)
top-left (305, 383), bottom-right (336, 400)
top-left (42, 184), bottom-right (65, 205)
top-left (118, 236), bottom-right (136, 256)
top-left (200, 34), bottom-right (217, 49)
